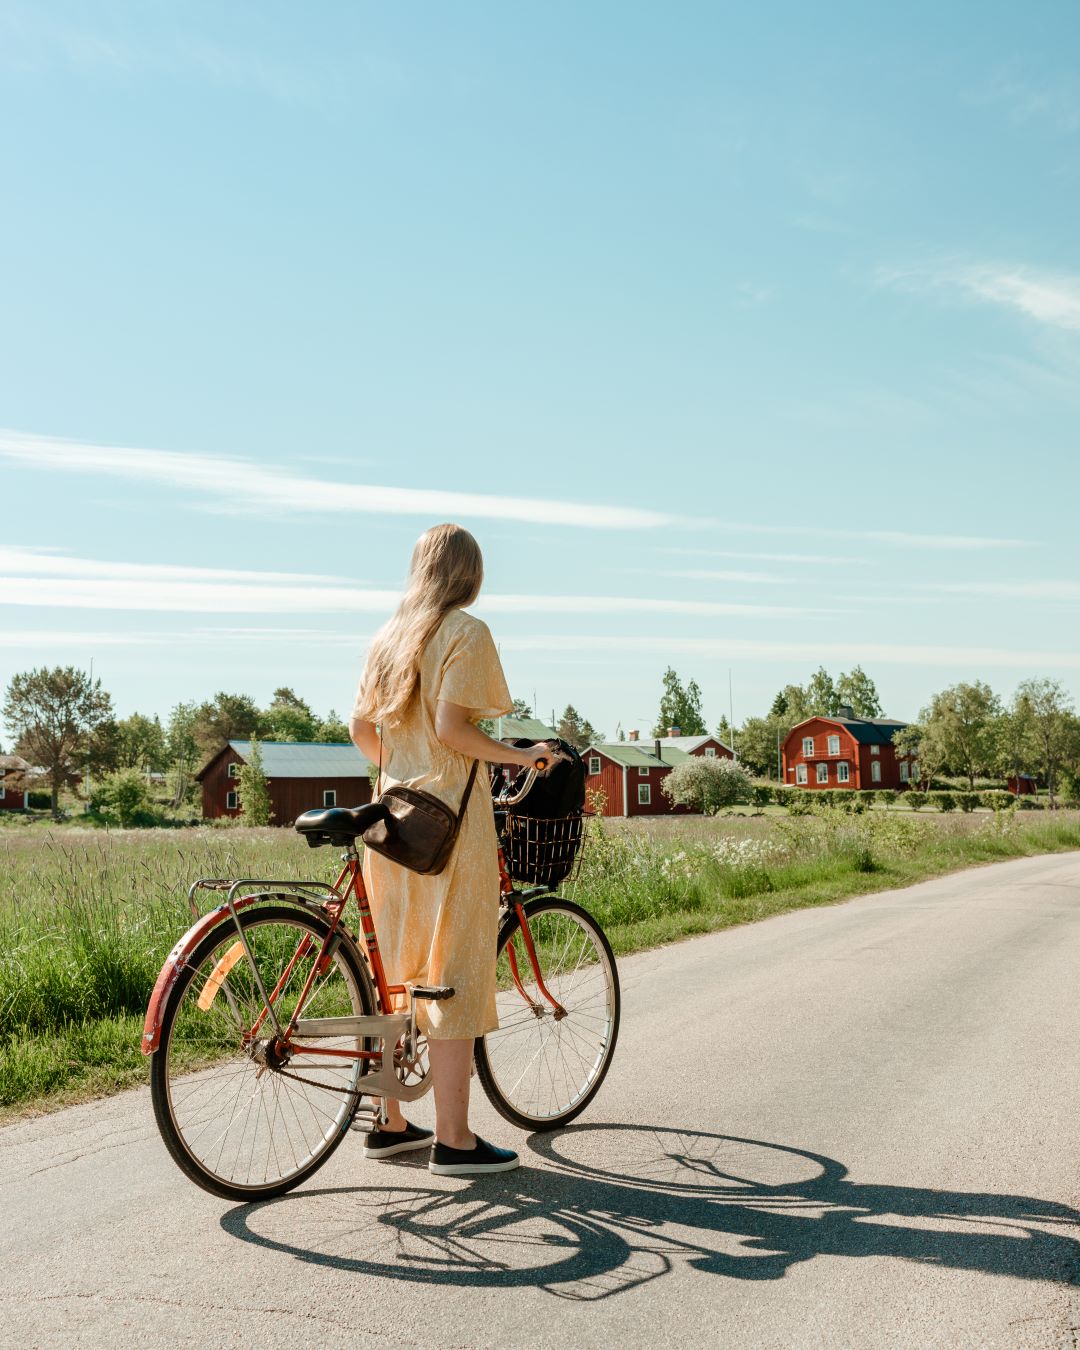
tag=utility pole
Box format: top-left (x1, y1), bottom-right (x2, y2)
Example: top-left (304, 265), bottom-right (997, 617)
top-left (85, 656), bottom-right (94, 813)
top-left (728, 668), bottom-right (736, 759)
top-left (776, 725), bottom-right (782, 782)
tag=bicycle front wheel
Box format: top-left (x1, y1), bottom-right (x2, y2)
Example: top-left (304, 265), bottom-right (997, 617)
top-left (475, 896), bottom-right (620, 1131)
top-left (150, 904), bottom-right (376, 1201)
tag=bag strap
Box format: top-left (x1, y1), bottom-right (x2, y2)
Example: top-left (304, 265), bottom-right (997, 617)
top-left (455, 759), bottom-right (480, 826)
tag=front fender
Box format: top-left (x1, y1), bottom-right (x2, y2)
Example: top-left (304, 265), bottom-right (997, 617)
top-left (141, 896), bottom-right (271, 1055)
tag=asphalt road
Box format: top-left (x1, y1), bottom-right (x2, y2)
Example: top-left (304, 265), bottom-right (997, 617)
top-left (2, 853), bottom-right (1079, 1349)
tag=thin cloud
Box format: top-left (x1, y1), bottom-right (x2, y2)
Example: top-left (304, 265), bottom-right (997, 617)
top-left (659, 569), bottom-right (792, 585)
top-left (710, 518), bottom-right (1031, 551)
top-left (924, 580), bottom-right (1080, 600)
top-left (0, 545), bottom-right (349, 585)
top-left (0, 430), bottom-right (679, 531)
top-left (880, 260), bottom-right (1080, 333)
top-left (659, 547), bottom-right (861, 565)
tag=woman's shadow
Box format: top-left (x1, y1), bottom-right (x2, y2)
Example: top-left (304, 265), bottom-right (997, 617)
top-left (219, 1124), bottom-right (1080, 1301)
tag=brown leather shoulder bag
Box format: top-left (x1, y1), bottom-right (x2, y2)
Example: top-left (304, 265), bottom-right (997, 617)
top-left (361, 757), bottom-right (479, 875)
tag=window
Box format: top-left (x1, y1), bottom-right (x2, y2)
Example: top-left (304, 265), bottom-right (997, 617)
top-left (228, 762), bottom-right (240, 778)
top-left (638, 766), bottom-right (650, 776)
top-left (0, 786), bottom-right (5, 800)
top-left (588, 756), bottom-right (601, 776)
top-left (870, 744), bottom-right (880, 756)
top-left (323, 790), bottom-right (337, 808)
top-left (837, 762), bottom-right (849, 783)
top-left (226, 790), bottom-right (238, 810)
top-left (816, 762), bottom-right (829, 784)
top-left (637, 783), bottom-right (651, 805)
top-left (871, 761), bottom-right (882, 783)
top-left (796, 764), bottom-right (807, 784)
top-left (704, 746), bottom-right (717, 758)
top-left (827, 735), bottom-right (840, 756)
top-left (802, 737), bottom-right (814, 757)
top-left (899, 762), bottom-right (909, 783)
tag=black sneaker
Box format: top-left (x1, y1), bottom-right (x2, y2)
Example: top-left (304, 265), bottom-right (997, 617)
top-left (363, 1120), bottom-right (435, 1160)
top-left (429, 1136), bottom-right (521, 1176)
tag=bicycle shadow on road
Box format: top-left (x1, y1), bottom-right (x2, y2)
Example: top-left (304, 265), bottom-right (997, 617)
top-left (220, 1124), bottom-right (1080, 1301)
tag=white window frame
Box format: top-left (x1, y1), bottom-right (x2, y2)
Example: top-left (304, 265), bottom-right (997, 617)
top-left (827, 735), bottom-right (840, 756)
top-left (796, 764), bottom-right (807, 784)
top-left (870, 744), bottom-right (880, 756)
top-left (323, 789), bottom-right (337, 808)
top-left (816, 762), bottom-right (829, 784)
top-left (802, 736), bottom-right (814, 757)
top-left (226, 790), bottom-right (238, 810)
top-left (227, 762), bottom-right (240, 779)
top-left (899, 762), bottom-right (909, 783)
top-left (638, 766), bottom-right (650, 776)
top-left (871, 761), bottom-right (882, 783)
top-left (837, 762), bottom-right (850, 784)
top-left (0, 786), bottom-right (5, 800)
top-left (588, 756), bottom-right (601, 776)
top-left (637, 783), bottom-right (651, 805)
top-left (704, 746), bottom-right (716, 758)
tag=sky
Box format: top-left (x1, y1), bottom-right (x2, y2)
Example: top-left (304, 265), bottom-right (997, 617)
top-left (2, 0), bottom-right (1080, 740)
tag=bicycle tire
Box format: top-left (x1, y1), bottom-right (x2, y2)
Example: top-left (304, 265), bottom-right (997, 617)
top-left (475, 895), bottom-right (620, 1132)
top-left (150, 903), bottom-right (376, 1201)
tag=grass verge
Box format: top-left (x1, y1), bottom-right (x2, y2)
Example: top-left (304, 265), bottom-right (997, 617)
top-left (2, 812), bottom-right (1079, 1121)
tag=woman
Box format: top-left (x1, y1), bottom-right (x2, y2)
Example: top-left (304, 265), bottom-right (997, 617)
top-left (349, 522), bottom-right (549, 1175)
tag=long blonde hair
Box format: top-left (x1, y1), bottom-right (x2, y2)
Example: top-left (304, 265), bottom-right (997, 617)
top-left (357, 523), bottom-right (484, 726)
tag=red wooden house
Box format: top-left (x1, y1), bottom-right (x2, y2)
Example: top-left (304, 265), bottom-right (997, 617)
top-left (782, 707), bottom-right (910, 791)
top-left (0, 755), bottom-right (30, 811)
top-left (196, 741), bottom-right (373, 823)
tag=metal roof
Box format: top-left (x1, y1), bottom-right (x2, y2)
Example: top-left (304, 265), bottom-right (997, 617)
top-left (790, 716), bottom-right (908, 746)
top-left (645, 734), bottom-right (733, 754)
top-left (221, 741), bottom-right (372, 778)
top-left (587, 742), bottom-right (692, 768)
top-left (495, 716), bottom-right (557, 741)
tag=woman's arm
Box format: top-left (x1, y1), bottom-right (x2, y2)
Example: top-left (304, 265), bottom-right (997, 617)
top-left (348, 716), bottom-right (382, 764)
top-left (435, 701), bottom-right (551, 770)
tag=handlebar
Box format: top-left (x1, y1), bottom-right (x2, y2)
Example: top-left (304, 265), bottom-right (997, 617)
top-left (492, 746), bottom-right (563, 808)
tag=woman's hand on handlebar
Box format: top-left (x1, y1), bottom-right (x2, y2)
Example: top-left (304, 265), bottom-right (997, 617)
top-left (512, 741), bottom-right (558, 773)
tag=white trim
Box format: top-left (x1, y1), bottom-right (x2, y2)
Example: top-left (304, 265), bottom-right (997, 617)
top-left (622, 767), bottom-right (629, 816)
top-left (870, 744), bottom-right (880, 756)
top-left (227, 762), bottom-right (240, 778)
top-left (796, 764), bottom-right (807, 784)
top-left (323, 789), bottom-right (337, 807)
top-left (704, 746), bottom-right (716, 758)
top-left (827, 735), bottom-right (840, 756)
top-left (0, 786), bottom-right (5, 800)
top-left (816, 762), bottom-right (829, 784)
top-left (588, 755), bottom-right (601, 776)
top-left (637, 783), bottom-right (651, 806)
top-left (899, 762), bottom-right (909, 782)
top-left (802, 736), bottom-right (814, 757)
top-left (638, 765), bottom-right (650, 776)
top-left (871, 761), bottom-right (882, 783)
top-left (226, 790), bottom-right (238, 810)
top-left (837, 762), bottom-right (850, 784)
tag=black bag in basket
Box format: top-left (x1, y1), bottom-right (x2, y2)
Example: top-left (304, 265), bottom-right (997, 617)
top-left (499, 738), bottom-right (586, 886)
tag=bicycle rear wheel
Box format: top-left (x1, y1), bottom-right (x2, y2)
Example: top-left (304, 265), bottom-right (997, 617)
top-left (475, 896), bottom-right (620, 1131)
top-left (149, 904), bottom-right (376, 1201)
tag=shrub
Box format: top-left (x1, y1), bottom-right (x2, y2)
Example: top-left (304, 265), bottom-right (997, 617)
top-left (92, 770), bottom-right (156, 828)
top-left (749, 784), bottom-right (773, 808)
top-left (879, 789), bottom-right (898, 809)
top-left (1017, 797), bottom-right (1044, 810)
top-left (237, 739), bottom-right (274, 826)
top-left (661, 756), bottom-right (753, 814)
top-left (982, 790), bottom-right (1014, 813)
top-left (786, 791), bottom-right (815, 816)
top-left (934, 792), bottom-right (957, 813)
top-left (772, 786), bottom-right (793, 809)
top-left (833, 790), bottom-right (865, 814)
top-left (956, 792), bottom-right (980, 813)
top-left (860, 790), bottom-right (876, 808)
top-left (816, 790), bottom-right (836, 810)
top-left (906, 791), bottom-right (928, 812)
top-left (27, 790), bottom-right (51, 810)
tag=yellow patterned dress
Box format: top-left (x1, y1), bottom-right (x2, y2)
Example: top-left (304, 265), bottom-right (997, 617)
top-left (353, 608), bottom-right (512, 1039)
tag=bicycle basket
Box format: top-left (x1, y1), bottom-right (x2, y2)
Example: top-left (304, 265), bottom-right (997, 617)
top-left (501, 812), bottom-right (585, 887)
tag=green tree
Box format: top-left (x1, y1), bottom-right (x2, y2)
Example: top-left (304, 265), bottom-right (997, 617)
top-left (893, 722), bottom-right (945, 791)
top-left (94, 768), bottom-right (154, 827)
top-left (735, 716), bottom-right (782, 778)
top-left (2, 666), bottom-right (113, 815)
top-left (661, 757), bottom-right (752, 813)
top-left (805, 667), bottom-right (840, 717)
top-left (923, 681), bottom-right (1001, 789)
top-left (263, 687), bottom-right (319, 742)
top-left (237, 738), bottom-right (274, 825)
top-left (835, 666), bottom-right (883, 718)
top-left (115, 713), bottom-right (168, 774)
top-left (654, 668), bottom-right (707, 736)
top-left (191, 692), bottom-right (262, 758)
top-left (556, 705), bottom-right (601, 750)
top-left (315, 709), bottom-right (350, 743)
top-left (510, 697), bottom-right (533, 717)
top-left (1013, 679), bottom-right (1076, 807)
top-left (166, 702), bottom-right (201, 807)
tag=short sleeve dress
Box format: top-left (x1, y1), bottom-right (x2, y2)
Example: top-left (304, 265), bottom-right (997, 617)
top-left (352, 609), bottom-right (512, 1039)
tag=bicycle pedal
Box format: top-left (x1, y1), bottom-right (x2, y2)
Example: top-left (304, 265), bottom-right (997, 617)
top-left (349, 1104), bottom-right (382, 1133)
top-left (409, 984), bottom-right (455, 1002)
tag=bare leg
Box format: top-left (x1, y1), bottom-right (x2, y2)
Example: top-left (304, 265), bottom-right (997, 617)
top-left (428, 1038), bottom-right (475, 1150)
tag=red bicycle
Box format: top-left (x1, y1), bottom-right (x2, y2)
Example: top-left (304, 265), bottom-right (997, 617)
top-left (143, 763), bottom-right (620, 1201)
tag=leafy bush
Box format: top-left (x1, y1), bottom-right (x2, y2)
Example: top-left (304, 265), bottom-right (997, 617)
top-left (772, 786), bottom-right (793, 809)
top-left (661, 756), bottom-right (753, 814)
top-left (860, 791), bottom-right (876, 808)
top-left (749, 784), bottom-right (773, 808)
top-left (906, 791), bottom-right (928, 812)
top-left (786, 791), bottom-right (815, 816)
top-left (956, 792), bottom-right (980, 813)
top-left (1017, 797), bottom-right (1044, 810)
top-left (879, 789), bottom-right (898, 809)
top-left (934, 792), bottom-right (957, 813)
top-left (92, 770), bottom-right (157, 828)
top-left (982, 790), bottom-right (1014, 813)
top-left (27, 791), bottom-right (51, 810)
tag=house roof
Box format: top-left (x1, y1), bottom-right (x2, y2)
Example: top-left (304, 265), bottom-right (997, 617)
top-left (587, 742), bottom-right (692, 769)
top-left (495, 715), bottom-right (557, 741)
top-left (196, 741), bottom-right (373, 781)
top-left (789, 716), bottom-right (908, 747)
top-left (0, 755), bottom-right (30, 772)
top-left (651, 734), bottom-right (732, 755)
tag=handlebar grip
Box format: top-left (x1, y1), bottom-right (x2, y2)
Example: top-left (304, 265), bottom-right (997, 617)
top-left (534, 757), bottom-right (549, 772)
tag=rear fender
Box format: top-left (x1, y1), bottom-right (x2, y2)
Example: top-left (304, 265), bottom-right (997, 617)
top-left (141, 894), bottom-right (316, 1054)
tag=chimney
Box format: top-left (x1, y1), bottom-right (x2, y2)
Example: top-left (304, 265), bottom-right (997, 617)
top-left (837, 704), bottom-right (855, 720)
top-left (667, 725), bottom-right (681, 738)
top-left (628, 729), bottom-right (639, 742)
top-left (654, 737), bottom-right (663, 762)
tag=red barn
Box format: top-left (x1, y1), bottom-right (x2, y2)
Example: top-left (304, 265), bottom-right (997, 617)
top-left (1006, 774), bottom-right (1037, 796)
top-left (196, 741), bottom-right (373, 824)
top-left (583, 738), bottom-right (695, 817)
top-left (0, 755), bottom-right (30, 810)
top-left (782, 708), bottom-right (910, 791)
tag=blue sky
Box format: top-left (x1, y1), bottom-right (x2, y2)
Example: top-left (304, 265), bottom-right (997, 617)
top-left (2, 0), bottom-right (1079, 738)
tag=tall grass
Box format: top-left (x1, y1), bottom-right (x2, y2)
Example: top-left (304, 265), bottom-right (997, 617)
top-left (2, 812), bottom-right (1079, 1116)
